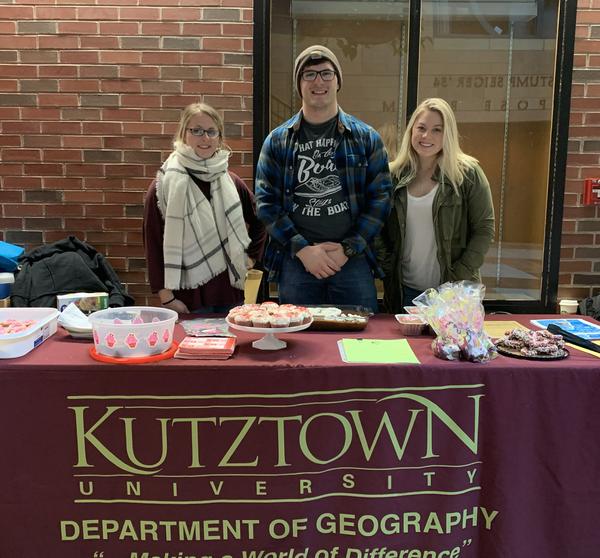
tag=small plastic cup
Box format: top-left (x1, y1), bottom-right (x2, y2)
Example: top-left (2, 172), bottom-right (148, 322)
top-left (244, 269), bottom-right (263, 304)
top-left (559, 299), bottom-right (578, 314)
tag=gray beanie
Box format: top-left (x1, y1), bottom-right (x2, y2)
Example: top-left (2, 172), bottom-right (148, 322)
top-left (294, 44), bottom-right (343, 98)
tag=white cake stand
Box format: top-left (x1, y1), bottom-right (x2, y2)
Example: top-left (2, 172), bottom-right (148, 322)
top-left (226, 317), bottom-right (313, 350)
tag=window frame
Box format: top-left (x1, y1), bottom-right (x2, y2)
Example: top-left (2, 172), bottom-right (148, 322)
top-left (253, 0), bottom-right (577, 313)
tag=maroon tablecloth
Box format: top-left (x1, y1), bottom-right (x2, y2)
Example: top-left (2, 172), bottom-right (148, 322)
top-left (1, 314), bottom-right (599, 557)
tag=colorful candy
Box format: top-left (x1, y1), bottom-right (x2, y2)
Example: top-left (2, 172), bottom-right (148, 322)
top-left (497, 328), bottom-right (565, 357)
top-left (0, 319), bottom-right (36, 335)
top-left (414, 281), bottom-right (497, 363)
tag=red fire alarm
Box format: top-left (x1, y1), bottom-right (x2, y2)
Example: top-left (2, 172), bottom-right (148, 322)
top-left (583, 178), bottom-right (600, 205)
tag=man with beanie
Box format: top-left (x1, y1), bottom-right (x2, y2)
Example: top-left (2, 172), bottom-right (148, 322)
top-left (255, 45), bottom-right (391, 312)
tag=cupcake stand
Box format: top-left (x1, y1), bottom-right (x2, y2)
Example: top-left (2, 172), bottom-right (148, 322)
top-left (226, 318), bottom-right (312, 350)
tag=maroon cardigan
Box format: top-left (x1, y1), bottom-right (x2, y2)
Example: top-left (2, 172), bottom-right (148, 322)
top-left (143, 171), bottom-right (266, 310)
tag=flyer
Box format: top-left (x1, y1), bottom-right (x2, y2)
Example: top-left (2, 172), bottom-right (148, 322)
top-left (530, 317), bottom-right (600, 340)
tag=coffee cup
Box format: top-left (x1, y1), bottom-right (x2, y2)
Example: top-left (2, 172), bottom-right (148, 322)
top-left (559, 299), bottom-right (578, 314)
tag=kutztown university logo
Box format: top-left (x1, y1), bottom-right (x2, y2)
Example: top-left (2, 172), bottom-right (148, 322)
top-left (61, 386), bottom-right (499, 554)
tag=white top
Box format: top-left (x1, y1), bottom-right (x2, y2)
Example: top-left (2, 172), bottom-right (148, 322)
top-left (401, 185), bottom-right (441, 291)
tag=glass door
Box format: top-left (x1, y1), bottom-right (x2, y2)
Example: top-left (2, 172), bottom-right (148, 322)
top-left (419, 0), bottom-right (559, 301)
top-left (260, 0), bottom-right (569, 308)
top-left (271, 0), bottom-right (409, 154)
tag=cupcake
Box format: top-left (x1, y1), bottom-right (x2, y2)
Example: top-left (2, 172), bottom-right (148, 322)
top-left (227, 305), bottom-right (244, 317)
top-left (234, 313), bottom-right (253, 327)
top-left (295, 306), bottom-right (311, 324)
top-left (270, 312), bottom-right (291, 328)
top-left (288, 310), bottom-right (302, 327)
top-left (251, 312), bottom-right (271, 328)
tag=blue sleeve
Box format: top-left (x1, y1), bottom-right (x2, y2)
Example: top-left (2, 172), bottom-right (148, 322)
top-left (255, 132), bottom-right (309, 256)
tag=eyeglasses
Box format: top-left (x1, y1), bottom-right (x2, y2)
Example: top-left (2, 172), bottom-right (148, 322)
top-left (187, 127), bottom-right (219, 138)
top-left (301, 69), bottom-right (336, 82)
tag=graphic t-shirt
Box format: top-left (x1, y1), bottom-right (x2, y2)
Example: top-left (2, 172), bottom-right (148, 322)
top-left (292, 115), bottom-right (352, 243)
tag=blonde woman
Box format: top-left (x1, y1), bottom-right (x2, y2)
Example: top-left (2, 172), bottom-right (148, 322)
top-left (143, 103), bottom-right (266, 314)
top-left (378, 98), bottom-right (495, 312)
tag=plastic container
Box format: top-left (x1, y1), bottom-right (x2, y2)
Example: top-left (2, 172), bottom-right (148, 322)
top-left (0, 307), bottom-right (59, 359)
top-left (0, 272), bottom-right (14, 299)
top-left (394, 314), bottom-right (428, 336)
top-left (559, 299), bottom-right (578, 314)
top-left (88, 306), bottom-right (177, 358)
top-left (57, 292), bottom-right (108, 313)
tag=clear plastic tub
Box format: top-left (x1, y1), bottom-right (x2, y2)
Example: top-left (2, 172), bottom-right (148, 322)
top-left (0, 307), bottom-right (59, 358)
top-left (394, 314), bottom-right (427, 336)
top-left (88, 306), bottom-right (177, 358)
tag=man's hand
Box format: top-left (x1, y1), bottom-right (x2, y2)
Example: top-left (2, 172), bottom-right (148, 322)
top-left (297, 244), bottom-right (342, 279)
top-left (318, 242), bottom-right (348, 268)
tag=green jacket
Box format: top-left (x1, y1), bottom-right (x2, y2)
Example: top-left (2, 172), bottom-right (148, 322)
top-left (378, 164), bottom-right (495, 313)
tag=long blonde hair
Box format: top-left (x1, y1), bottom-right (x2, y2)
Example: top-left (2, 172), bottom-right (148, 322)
top-left (174, 102), bottom-right (225, 151)
top-left (390, 98), bottom-right (478, 190)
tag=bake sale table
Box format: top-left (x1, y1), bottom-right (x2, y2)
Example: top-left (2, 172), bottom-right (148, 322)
top-left (1, 314), bottom-right (599, 558)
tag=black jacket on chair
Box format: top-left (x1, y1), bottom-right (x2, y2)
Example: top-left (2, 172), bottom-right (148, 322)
top-left (11, 236), bottom-right (135, 308)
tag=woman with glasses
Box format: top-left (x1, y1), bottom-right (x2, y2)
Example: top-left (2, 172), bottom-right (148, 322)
top-left (378, 98), bottom-right (495, 312)
top-left (143, 102), bottom-right (266, 314)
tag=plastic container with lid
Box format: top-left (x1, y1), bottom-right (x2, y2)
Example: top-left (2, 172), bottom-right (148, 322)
top-left (394, 314), bottom-right (428, 336)
top-left (0, 272), bottom-right (14, 299)
top-left (88, 306), bottom-right (177, 358)
top-left (0, 307), bottom-right (59, 358)
top-left (559, 299), bottom-right (578, 314)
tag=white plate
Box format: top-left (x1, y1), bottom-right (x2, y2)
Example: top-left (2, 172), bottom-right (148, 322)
top-left (60, 323), bottom-right (93, 339)
top-left (225, 317), bottom-right (312, 335)
top-left (62, 324), bottom-right (92, 333)
top-left (225, 317), bottom-right (313, 350)
top-left (64, 328), bottom-right (93, 339)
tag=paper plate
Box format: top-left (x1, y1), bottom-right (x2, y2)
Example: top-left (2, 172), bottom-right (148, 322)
top-left (61, 324), bottom-right (93, 339)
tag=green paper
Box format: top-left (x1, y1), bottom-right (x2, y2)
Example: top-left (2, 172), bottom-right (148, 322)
top-left (339, 338), bottom-right (420, 364)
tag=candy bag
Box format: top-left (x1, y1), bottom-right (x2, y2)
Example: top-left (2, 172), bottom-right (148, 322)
top-left (413, 281), bottom-right (497, 363)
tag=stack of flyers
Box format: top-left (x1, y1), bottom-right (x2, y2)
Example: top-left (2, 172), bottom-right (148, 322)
top-left (174, 336), bottom-right (236, 360)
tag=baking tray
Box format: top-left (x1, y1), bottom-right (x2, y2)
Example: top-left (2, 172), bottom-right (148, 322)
top-left (306, 305), bottom-right (372, 332)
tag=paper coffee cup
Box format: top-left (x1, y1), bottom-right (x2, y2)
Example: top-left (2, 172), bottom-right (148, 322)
top-left (559, 299), bottom-right (578, 314)
top-left (244, 269), bottom-right (263, 304)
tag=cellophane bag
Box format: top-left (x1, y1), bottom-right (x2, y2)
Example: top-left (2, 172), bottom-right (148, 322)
top-left (413, 281), bottom-right (497, 363)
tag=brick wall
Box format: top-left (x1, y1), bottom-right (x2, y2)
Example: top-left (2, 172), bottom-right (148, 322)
top-left (562, 0), bottom-right (600, 301)
top-left (1, 0), bottom-right (598, 306)
top-left (0, 0), bottom-right (253, 305)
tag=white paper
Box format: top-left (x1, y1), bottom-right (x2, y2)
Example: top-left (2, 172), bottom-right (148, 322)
top-left (58, 302), bottom-right (92, 330)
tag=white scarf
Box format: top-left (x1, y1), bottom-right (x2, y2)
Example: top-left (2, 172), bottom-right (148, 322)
top-left (156, 144), bottom-right (251, 291)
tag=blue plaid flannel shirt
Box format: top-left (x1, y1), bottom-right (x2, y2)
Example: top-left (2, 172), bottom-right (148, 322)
top-left (255, 109), bottom-right (392, 282)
